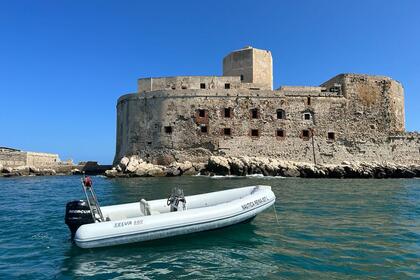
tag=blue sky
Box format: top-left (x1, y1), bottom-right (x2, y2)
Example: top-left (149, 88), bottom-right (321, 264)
top-left (0, 0), bottom-right (419, 164)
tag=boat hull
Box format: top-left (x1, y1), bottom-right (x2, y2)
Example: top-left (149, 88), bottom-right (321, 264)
top-left (74, 185), bottom-right (275, 248)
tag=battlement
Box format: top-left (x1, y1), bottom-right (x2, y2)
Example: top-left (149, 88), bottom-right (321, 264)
top-left (138, 76), bottom-right (242, 93)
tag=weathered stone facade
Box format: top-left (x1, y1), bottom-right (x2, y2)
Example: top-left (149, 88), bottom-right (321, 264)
top-left (0, 147), bottom-right (60, 168)
top-left (114, 47), bottom-right (419, 166)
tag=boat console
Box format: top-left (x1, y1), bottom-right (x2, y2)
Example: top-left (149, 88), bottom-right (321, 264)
top-left (167, 187), bottom-right (186, 212)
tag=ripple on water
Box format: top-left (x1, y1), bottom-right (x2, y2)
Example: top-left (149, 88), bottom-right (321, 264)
top-left (0, 176), bottom-right (419, 279)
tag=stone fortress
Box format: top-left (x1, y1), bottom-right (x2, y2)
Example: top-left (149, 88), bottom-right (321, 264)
top-left (114, 46), bottom-right (419, 170)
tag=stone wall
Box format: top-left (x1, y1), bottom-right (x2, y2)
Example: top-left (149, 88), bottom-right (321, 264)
top-left (0, 150), bottom-right (60, 168)
top-left (114, 79), bottom-right (418, 166)
top-left (321, 74), bottom-right (405, 134)
top-left (0, 150), bottom-right (27, 167)
top-left (26, 152), bottom-right (60, 167)
top-left (138, 76), bottom-right (242, 93)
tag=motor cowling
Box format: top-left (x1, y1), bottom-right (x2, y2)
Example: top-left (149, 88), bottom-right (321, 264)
top-left (65, 200), bottom-right (94, 239)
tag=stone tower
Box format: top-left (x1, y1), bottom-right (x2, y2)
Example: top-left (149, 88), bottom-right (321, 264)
top-left (223, 46), bottom-right (273, 90)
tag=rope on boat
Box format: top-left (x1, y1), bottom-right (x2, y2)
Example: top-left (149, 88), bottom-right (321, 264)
top-left (272, 204), bottom-right (280, 225)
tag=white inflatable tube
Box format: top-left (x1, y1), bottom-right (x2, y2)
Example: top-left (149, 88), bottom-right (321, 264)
top-left (74, 185), bottom-right (275, 248)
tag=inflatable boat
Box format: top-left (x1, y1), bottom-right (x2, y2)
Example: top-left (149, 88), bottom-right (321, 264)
top-left (65, 178), bottom-right (276, 249)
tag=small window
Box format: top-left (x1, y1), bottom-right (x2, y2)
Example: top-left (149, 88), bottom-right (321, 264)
top-left (147, 141), bottom-right (152, 145)
top-left (328, 132), bottom-right (335, 140)
top-left (251, 129), bottom-right (259, 137)
top-left (302, 129), bottom-right (310, 138)
top-left (276, 109), bottom-right (285, 119)
top-left (251, 108), bottom-right (259, 119)
top-left (304, 113), bottom-right (311, 120)
top-left (224, 108), bottom-right (232, 118)
top-left (307, 97), bottom-right (311, 106)
top-left (200, 83), bottom-right (206, 89)
top-left (198, 109), bottom-right (206, 118)
top-left (240, 74), bottom-right (244, 81)
top-left (181, 85), bottom-right (187, 89)
top-left (200, 125), bottom-right (208, 133)
top-left (164, 126), bottom-right (172, 134)
top-left (223, 128), bottom-right (231, 136)
top-left (276, 129), bottom-right (284, 138)
top-left (225, 83), bottom-right (230, 89)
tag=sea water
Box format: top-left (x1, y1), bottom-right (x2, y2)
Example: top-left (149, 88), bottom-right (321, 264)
top-left (0, 176), bottom-right (419, 279)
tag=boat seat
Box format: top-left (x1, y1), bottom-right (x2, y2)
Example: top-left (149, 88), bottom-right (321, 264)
top-left (140, 199), bottom-right (160, 216)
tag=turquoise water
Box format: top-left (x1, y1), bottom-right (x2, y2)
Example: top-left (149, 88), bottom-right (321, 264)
top-left (0, 176), bottom-right (419, 279)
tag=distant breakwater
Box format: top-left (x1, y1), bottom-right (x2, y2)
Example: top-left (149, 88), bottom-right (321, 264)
top-left (105, 155), bottom-right (420, 179)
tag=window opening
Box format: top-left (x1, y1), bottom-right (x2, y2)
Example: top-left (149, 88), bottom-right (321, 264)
top-left (276, 129), bottom-right (284, 138)
top-left (198, 109), bottom-right (206, 118)
top-left (277, 109), bottom-right (285, 119)
top-left (251, 108), bottom-right (259, 119)
top-left (224, 108), bottom-right (231, 118)
top-left (164, 126), bottom-right (172, 134)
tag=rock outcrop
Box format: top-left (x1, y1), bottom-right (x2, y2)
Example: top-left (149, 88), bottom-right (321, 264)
top-left (105, 156), bottom-right (202, 178)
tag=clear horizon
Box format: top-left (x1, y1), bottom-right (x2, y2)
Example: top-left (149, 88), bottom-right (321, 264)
top-left (1, 0), bottom-right (419, 164)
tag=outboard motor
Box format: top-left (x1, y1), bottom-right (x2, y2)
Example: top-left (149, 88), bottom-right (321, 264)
top-left (65, 200), bottom-right (94, 239)
top-left (167, 187), bottom-right (186, 212)
top-left (65, 176), bottom-right (105, 240)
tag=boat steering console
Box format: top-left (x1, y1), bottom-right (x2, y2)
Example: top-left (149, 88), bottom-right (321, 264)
top-left (167, 187), bottom-right (186, 212)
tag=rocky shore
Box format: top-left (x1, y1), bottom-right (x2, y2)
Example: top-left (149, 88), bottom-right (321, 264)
top-left (3, 155), bottom-right (418, 179)
top-left (0, 162), bottom-right (111, 177)
top-left (105, 156), bottom-right (204, 178)
top-left (105, 155), bottom-right (420, 179)
top-left (0, 165), bottom-right (61, 177)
